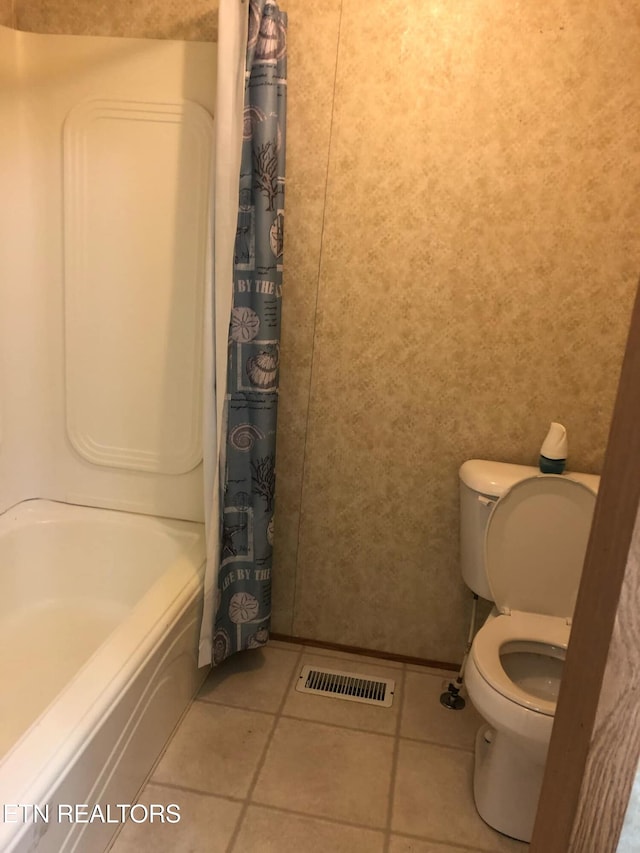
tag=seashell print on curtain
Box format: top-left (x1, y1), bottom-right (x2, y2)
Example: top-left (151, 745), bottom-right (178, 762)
top-left (212, 0), bottom-right (287, 666)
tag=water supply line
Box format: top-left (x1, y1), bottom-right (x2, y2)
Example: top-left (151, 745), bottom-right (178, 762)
top-left (440, 592), bottom-right (479, 710)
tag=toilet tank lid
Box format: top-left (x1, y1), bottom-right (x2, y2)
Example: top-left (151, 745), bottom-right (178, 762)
top-left (459, 459), bottom-right (600, 498)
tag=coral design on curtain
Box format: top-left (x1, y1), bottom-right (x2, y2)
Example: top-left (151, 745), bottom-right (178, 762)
top-left (212, 0), bottom-right (287, 666)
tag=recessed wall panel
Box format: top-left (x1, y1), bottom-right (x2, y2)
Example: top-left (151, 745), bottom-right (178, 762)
top-left (63, 99), bottom-right (213, 474)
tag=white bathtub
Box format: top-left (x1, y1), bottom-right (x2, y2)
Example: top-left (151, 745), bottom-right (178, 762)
top-left (0, 499), bottom-right (207, 853)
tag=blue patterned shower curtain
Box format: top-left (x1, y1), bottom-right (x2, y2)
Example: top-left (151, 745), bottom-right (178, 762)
top-left (211, 0), bottom-right (287, 666)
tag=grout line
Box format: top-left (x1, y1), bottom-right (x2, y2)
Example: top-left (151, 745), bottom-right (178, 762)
top-left (195, 675), bottom-right (474, 752)
top-left (126, 782), bottom-right (517, 853)
top-left (145, 779), bottom-right (245, 804)
top-left (383, 664), bottom-right (406, 853)
top-left (288, 0), bottom-right (344, 630)
top-left (398, 733), bottom-right (476, 754)
top-left (194, 695), bottom-right (278, 718)
top-left (236, 800), bottom-right (388, 836)
top-left (281, 708), bottom-right (395, 737)
top-left (195, 692), bottom-right (475, 753)
top-left (225, 645), bottom-right (306, 852)
top-left (278, 711), bottom-right (395, 737)
top-left (195, 697), bottom-right (397, 738)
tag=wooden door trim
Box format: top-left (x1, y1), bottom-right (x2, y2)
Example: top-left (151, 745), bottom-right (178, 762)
top-left (531, 280), bottom-right (640, 851)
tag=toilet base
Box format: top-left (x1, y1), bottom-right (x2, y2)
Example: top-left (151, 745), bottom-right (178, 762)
top-left (473, 724), bottom-right (546, 843)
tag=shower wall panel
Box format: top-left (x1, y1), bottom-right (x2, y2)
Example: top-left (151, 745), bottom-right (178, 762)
top-left (0, 26), bottom-right (216, 519)
top-left (63, 99), bottom-right (209, 476)
top-left (0, 26), bottom-right (43, 511)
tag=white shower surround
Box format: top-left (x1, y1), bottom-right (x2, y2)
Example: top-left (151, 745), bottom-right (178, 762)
top-left (0, 23), bottom-right (218, 852)
top-left (0, 25), bottom-right (217, 518)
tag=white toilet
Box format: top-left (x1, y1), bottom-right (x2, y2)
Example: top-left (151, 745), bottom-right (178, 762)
top-left (459, 460), bottom-right (599, 843)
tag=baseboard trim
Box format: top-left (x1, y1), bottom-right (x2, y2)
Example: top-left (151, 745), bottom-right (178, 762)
top-left (270, 633), bottom-right (459, 672)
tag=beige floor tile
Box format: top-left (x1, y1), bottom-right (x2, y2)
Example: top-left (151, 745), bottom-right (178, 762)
top-left (392, 740), bottom-right (528, 852)
top-left (233, 805), bottom-right (386, 852)
top-left (282, 652), bottom-right (401, 734)
top-left (110, 783), bottom-right (241, 853)
top-left (301, 644), bottom-right (404, 669)
top-left (401, 670), bottom-right (483, 749)
top-left (389, 835), bottom-right (478, 852)
top-left (152, 702), bottom-right (274, 798)
top-left (198, 646), bottom-right (300, 713)
top-left (252, 717), bottom-right (394, 828)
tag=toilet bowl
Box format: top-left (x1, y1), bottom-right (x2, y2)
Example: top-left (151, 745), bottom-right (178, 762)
top-left (464, 612), bottom-right (569, 840)
top-left (472, 611), bottom-right (566, 712)
top-left (468, 611), bottom-right (567, 762)
top-left (461, 471), bottom-right (597, 842)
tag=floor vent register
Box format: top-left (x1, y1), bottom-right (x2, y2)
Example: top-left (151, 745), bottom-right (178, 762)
top-left (295, 665), bottom-right (394, 707)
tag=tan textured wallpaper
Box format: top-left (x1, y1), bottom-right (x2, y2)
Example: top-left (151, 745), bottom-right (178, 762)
top-left (0, 0), bottom-right (13, 27)
top-left (14, 0), bottom-right (640, 663)
top-left (280, 0), bottom-right (640, 662)
top-left (15, 0), bottom-right (217, 40)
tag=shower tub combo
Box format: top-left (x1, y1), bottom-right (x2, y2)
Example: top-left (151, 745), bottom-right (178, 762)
top-left (0, 500), bottom-right (206, 853)
top-left (0, 24), bottom-right (217, 853)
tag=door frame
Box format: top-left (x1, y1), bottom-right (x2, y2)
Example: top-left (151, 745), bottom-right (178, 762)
top-left (531, 280), bottom-right (640, 851)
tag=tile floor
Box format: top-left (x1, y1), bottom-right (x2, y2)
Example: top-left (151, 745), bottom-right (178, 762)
top-left (111, 641), bottom-right (529, 853)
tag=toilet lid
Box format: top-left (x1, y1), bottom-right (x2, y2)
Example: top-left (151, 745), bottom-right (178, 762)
top-left (485, 475), bottom-right (596, 618)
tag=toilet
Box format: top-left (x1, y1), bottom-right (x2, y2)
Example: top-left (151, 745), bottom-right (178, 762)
top-left (459, 460), bottom-right (599, 843)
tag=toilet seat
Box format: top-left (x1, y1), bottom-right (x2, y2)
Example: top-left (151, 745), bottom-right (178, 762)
top-left (471, 611), bottom-right (569, 716)
top-left (472, 476), bottom-right (595, 715)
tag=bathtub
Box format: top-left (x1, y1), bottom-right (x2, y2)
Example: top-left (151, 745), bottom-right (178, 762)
top-left (0, 499), bottom-right (207, 853)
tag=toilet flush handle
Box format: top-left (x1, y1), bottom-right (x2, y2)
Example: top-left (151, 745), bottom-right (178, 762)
top-left (477, 494), bottom-right (497, 507)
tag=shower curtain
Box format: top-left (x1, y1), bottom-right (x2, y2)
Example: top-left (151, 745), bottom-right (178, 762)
top-left (199, 0), bottom-right (287, 667)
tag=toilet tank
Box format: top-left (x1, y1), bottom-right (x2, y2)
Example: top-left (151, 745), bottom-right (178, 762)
top-left (458, 459), bottom-right (600, 600)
